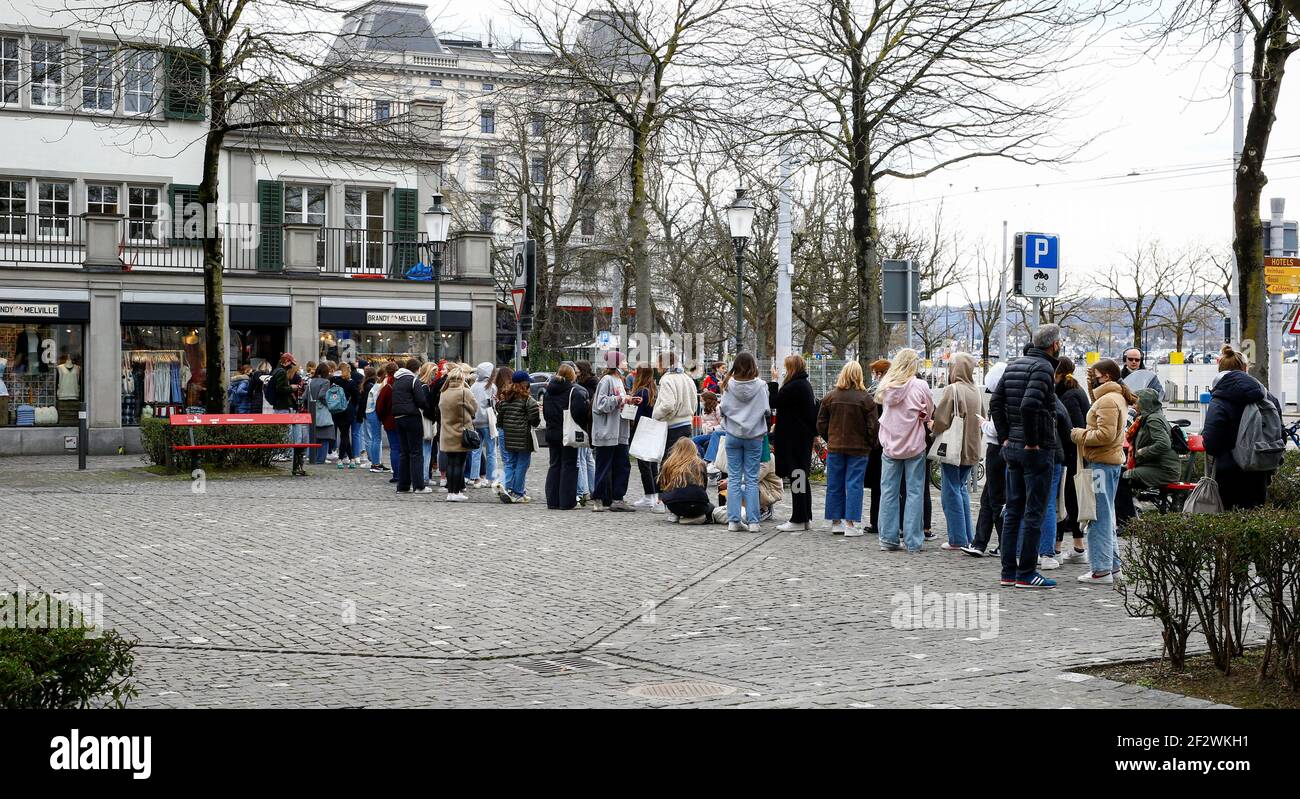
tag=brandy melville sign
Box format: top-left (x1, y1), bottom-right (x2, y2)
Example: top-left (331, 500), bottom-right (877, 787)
top-left (0, 303), bottom-right (59, 317)
top-left (365, 311), bottom-right (428, 326)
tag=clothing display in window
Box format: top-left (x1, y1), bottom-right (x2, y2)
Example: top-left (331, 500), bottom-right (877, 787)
top-left (56, 361), bottom-right (81, 400)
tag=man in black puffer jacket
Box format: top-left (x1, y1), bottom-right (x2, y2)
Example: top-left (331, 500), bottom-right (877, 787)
top-left (990, 323), bottom-right (1064, 590)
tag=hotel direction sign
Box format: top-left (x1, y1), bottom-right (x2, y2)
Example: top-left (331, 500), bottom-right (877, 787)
top-left (0, 303), bottom-right (59, 317)
top-left (365, 311), bottom-right (428, 326)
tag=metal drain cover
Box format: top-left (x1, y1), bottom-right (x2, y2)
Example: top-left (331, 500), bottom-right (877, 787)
top-left (628, 681), bottom-right (737, 700)
top-left (507, 656), bottom-right (618, 677)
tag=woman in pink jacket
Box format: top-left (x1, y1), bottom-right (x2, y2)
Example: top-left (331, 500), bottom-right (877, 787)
top-left (874, 349), bottom-right (934, 552)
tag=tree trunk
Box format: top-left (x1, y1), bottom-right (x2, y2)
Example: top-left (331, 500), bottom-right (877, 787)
top-left (629, 126), bottom-right (653, 353)
top-left (847, 23), bottom-right (881, 366)
top-left (201, 73), bottom-right (227, 414)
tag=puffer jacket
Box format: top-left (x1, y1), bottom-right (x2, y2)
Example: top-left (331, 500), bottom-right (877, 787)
top-left (930, 353), bottom-right (983, 466)
top-left (990, 345), bottom-right (1060, 453)
top-left (1127, 388), bottom-right (1182, 487)
top-left (390, 368), bottom-right (423, 418)
top-left (1202, 369), bottom-right (1283, 472)
top-left (1071, 380), bottom-right (1127, 465)
top-left (496, 393), bottom-right (540, 453)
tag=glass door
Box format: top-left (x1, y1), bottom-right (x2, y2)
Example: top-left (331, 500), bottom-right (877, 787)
top-left (344, 188), bottom-right (385, 274)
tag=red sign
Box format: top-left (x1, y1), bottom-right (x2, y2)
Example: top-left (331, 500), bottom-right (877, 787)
top-left (169, 413), bottom-right (311, 426)
top-left (1289, 306), bottom-right (1300, 336)
top-left (511, 288), bottom-right (526, 321)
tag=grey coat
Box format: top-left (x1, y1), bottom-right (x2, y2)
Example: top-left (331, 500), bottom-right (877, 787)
top-left (592, 373), bottom-right (631, 447)
top-left (306, 377), bottom-right (336, 440)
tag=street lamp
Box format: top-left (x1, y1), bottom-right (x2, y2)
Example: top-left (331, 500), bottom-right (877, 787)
top-left (726, 184), bottom-right (755, 352)
top-left (423, 191), bottom-right (452, 360)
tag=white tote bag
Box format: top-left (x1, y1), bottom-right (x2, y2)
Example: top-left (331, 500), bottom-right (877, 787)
top-left (926, 393), bottom-right (964, 466)
top-left (1074, 450), bottom-right (1098, 524)
top-left (629, 416), bottom-right (669, 462)
top-left (486, 405), bottom-right (498, 439)
top-left (562, 387), bottom-right (590, 448)
top-left (711, 434), bottom-right (728, 473)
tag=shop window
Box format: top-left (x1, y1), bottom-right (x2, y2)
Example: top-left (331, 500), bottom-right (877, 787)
top-left (81, 43), bottom-right (114, 112)
top-left (0, 36), bottom-right (17, 105)
top-left (30, 39), bottom-right (64, 108)
top-left (36, 180), bottom-right (71, 238)
top-left (0, 322), bottom-right (85, 427)
top-left (0, 179), bottom-right (27, 236)
top-left (127, 185), bottom-right (160, 241)
top-left (319, 329), bottom-right (464, 365)
top-left (120, 325), bottom-right (206, 424)
top-left (87, 183), bottom-right (119, 215)
top-left (123, 50), bottom-right (157, 114)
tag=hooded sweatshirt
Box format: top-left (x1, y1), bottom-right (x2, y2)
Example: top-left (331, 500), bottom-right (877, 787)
top-left (720, 377), bottom-right (769, 440)
top-left (877, 376), bottom-right (933, 460)
top-left (930, 353), bottom-right (983, 466)
top-left (470, 362), bottom-right (496, 427)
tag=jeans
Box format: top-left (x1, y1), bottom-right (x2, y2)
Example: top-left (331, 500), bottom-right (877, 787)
top-left (880, 454), bottom-right (925, 550)
top-left (505, 449), bottom-right (530, 496)
top-left (498, 430), bottom-right (509, 485)
top-left (365, 412), bottom-right (382, 464)
top-left (698, 430), bottom-right (725, 462)
top-left (1040, 462), bottom-right (1064, 556)
top-left (1087, 462), bottom-right (1124, 574)
top-left (468, 426), bottom-right (495, 484)
top-left (351, 420), bottom-right (363, 460)
top-left (395, 415), bottom-right (425, 491)
top-left (824, 453), bottom-right (868, 522)
top-left (422, 439), bottom-right (432, 484)
top-left (725, 436), bottom-right (764, 524)
top-left (1002, 445), bottom-right (1053, 580)
top-left (940, 463), bottom-right (974, 547)
top-left (311, 431), bottom-right (331, 464)
top-left (576, 445), bottom-right (596, 497)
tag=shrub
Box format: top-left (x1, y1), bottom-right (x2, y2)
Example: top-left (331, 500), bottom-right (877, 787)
top-left (1247, 514), bottom-right (1300, 690)
top-left (139, 415), bottom-right (289, 469)
top-left (1121, 514), bottom-right (1204, 670)
top-left (0, 592), bottom-right (138, 709)
top-left (1268, 449), bottom-right (1300, 509)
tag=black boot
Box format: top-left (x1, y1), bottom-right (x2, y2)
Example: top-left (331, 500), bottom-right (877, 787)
top-left (292, 450), bottom-right (307, 476)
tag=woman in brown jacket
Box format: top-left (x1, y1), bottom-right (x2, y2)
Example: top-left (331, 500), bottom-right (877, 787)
top-left (815, 361), bottom-right (879, 536)
top-left (438, 365), bottom-right (479, 502)
top-left (1069, 358), bottom-right (1133, 585)
top-left (931, 353), bottom-right (984, 550)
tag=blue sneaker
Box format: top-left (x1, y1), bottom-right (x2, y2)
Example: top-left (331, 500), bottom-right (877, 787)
top-left (1015, 573), bottom-right (1057, 590)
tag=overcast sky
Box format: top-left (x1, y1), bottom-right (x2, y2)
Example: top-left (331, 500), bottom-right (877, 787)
top-left (429, 0), bottom-right (1300, 300)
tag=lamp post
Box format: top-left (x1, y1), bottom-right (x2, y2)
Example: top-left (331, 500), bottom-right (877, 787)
top-left (422, 191), bottom-right (452, 360)
top-left (726, 185), bottom-right (755, 353)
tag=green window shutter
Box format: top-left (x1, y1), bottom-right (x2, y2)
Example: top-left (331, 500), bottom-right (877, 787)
top-left (393, 188), bottom-right (419, 278)
top-left (256, 180), bottom-right (284, 272)
top-left (167, 183), bottom-right (202, 245)
top-left (164, 49), bottom-right (206, 120)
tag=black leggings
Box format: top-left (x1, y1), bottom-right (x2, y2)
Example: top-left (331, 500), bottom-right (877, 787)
top-left (335, 419), bottom-right (352, 460)
top-left (666, 500), bottom-right (714, 520)
top-left (446, 451), bottom-right (468, 495)
top-left (638, 458), bottom-right (659, 496)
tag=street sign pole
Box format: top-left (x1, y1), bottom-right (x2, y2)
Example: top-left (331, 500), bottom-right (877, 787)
top-left (1032, 297), bottom-right (1041, 336)
top-left (906, 256), bottom-right (914, 350)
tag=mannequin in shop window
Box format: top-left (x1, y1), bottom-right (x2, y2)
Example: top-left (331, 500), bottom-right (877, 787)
top-left (56, 354), bottom-right (82, 425)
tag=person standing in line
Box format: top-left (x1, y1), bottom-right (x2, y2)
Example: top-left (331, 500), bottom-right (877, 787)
top-left (574, 360), bottom-right (600, 506)
top-left (865, 359), bottom-right (890, 535)
top-left (1036, 393), bottom-right (1073, 570)
top-left (1070, 358), bottom-right (1133, 584)
top-left (360, 366), bottom-right (386, 472)
top-left (269, 353), bottom-right (308, 476)
top-left (468, 362), bottom-right (498, 490)
top-left (492, 366), bottom-right (514, 489)
top-left (768, 354), bottom-right (819, 532)
top-left (931, 352), bottom-right (983, 551)
top-left (991, 325), bottom-right (1065, 590)
top-left (438, 365), bottom-right (478, 502)
top-left (496, 369), bottom-right (541, 503)
top-left (875, 350), bottom-right (933, 552)
top-left (659, 437), bottom-right (715, 524)
top-left (306, 363), bottom-right (337, 466)
top-left (719, 352), bottom-right (770, 533)
top-left (964, 362), bottom-right (1007, 557)
top-left (348, 361), bottom-right (365, 468)
top-left (701, 361), bottom-right (725, 395)
top-left (592, 351), bottom-right (636, 512)
top-left (1055, 357), bottom-right (1090, 564)
top-left (814, 360), bottom-right (876, 536)
top-left (541, 364), bottom-right (588, 509)
top-left (1201, 344), bottom-right (1284, 512)
top-left (414, 362), bottom-right (438, 485)
top-left (653, 352), bottom-right (699, 499)
top-left (429, 360), bottom-right (450, 488)
top-left (330, 362), bottom-right (359, 469)
top-left (375, 362), bottom-right (400, 483)
top-left (390, 358), bottom-right (431, 494)
top-left (630, 363), bottom-right (663, 512)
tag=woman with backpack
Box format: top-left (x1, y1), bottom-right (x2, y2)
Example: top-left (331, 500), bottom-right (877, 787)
top-left (930, 352), bottom-right (983, 550)
top-left (330, 362), bottom-right (359, 469)
top-left (1070, 358), bottom-right (1134, 584)
top-left (815, 360), bottom-right (878, 537)
top-left (495, 370), bottom-right (541, 503)
top-left (306, 362), bottom-right (337, 465)
top-left (768, 355), bottom-right (819, 532)
top-left (1200, 344), bottom-right (1284, 512)
top-left (437, 365), bottom-right (478, 502)
top-left (542, 364), bottom-right (590, 510)
top-left (875, 349), bottom-right (933, 552)
top-left (719, 352), bottom-right (770, 533)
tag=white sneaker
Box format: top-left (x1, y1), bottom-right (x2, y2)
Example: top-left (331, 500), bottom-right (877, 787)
top-left (1060, 548), bottom-right (1089, 564)
top-left (412, 486), bottom-right (433, 494)
top-left (1077, 571), bottom-right (1114, 584)
top-left (1039, 555), bottom-right (1061, 570)
top-left (446, 492), bottom-right (468, 502)
top-left (650, 502), bottom-right (666, 514)
top-left (664, 513), bottom-right (678, 523)
top-left (706, 463), bottom-right (721, 475)
top-left (828, 521), bottom-right (845, 534)
top-left (357, 459), bottom-right (370, 468)
top-left (325, 452), bottom-right (337, 462)
top-left (777, 521), bottom-right (809, 532)
top-left (728, 522), bottom-right (744, 532)
top-left (747, 523), bottom-right (761, 533)
top-left (843, 522), bottom-right (864, 537)
top-left (632, 496), bottom-right (651, 508)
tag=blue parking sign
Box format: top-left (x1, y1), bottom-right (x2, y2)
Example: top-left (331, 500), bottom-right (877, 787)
top-left (1020, 233), bottom-right (1060, 297)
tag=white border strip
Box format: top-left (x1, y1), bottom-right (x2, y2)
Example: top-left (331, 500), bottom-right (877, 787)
top-left (320, 296), bottom-right (472, 312)
top-left (0, 288), bottom-right (91, 301)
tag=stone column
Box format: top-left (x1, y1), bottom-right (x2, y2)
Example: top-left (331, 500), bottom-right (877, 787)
top-left (471, 297), bottom-right (497, 365)
top-left (81, 213), bottom-right (125, 271)
top-left (289, 289), bottom-right (320, 365)
top-left (283, 223), bottom-right (322, 276)
top-left (87, 281), bottom-right (122, 428)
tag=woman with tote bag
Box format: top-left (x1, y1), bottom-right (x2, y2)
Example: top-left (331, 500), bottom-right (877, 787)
top-left (929, 353), bottom-right (983, 550)
top-left (591, 352), bottom-right (637, 512)
top-left (542, 364), bottom-right (589, 510)
top-left (628, 363), bottom-right (665, 512)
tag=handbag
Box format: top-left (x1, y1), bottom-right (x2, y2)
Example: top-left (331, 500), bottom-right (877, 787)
top-left (926, 393), bottom-right (964, 466)
top-left (309, 383), bottom-right (332, 428)
top-left (422, 416), bottom-right (436, 442)
top-left (620, 401), bottom-right (639, 421)
top-left (1184, 455), bottom-right (1223, 515)
top-left (1074, 449), bottom-right (1098, 525)
top-left (460, 389), bottom-right (481, 450)
top-left (629, 416), bottom-right (669, 462)
top-left (712, 434), bottom-right (728, 473)
top-left (563, 387), bottom-right (589, 448)
top-left (487, 406), bottom-right (498, 440)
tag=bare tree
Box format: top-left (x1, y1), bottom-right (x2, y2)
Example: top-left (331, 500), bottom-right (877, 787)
top-left (961, 244), bottom-right (1008, 367)
top-left (1153, 250), bottom-right (1215, 353)
top-left (1101, 242), bottom-right (1183, 352)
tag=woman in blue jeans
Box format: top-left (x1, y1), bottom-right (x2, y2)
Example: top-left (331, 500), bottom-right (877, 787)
top-left (1069, 358), bottom-right (1132, 584)
top-left (874, 349), bottom-right (934, 552)
top-left (815, 361), bottom-right (877, 536)
top-left (718, 353), bottom-right (770, 532)
top-left (929, 353), bottom-right (983, 550)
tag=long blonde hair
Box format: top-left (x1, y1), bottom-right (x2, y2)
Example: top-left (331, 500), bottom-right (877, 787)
top-left (416, 362), bottom-right (437, 385)
top-left (835, 360), bottom-right (866, 392)
top-left (659, 437), bottom-right (705, 491)
top-left (874, 349), bottom-right (921, 403)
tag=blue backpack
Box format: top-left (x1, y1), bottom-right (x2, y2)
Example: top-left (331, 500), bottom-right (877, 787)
top-left (324, 383), bottom-right (349, 414)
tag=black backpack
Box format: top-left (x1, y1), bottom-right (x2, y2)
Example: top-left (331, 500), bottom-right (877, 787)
top-left (1170, 423), bottom-right (1190, 455)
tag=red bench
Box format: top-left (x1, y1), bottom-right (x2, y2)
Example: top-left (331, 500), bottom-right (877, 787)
top-left (168, 413), bottom-right (318, 467)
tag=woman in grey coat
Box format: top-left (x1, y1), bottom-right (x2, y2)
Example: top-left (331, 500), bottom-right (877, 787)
top-left (306, 362), bottom-right (336, 465)
top-left (591, 351), bottom-right (637, 512)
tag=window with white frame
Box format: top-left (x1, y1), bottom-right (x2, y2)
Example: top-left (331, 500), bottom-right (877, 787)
top-left (87, 183), bottom-right (119, 215)
top-left (374, 100), bottom-right (391, 121)
top-left (81, 43), bottom-right (114, 111)
top-left (285, 184), bottom-right (327, 266)
top-left (127, 185), bottom-right (160, 241)
top-left (344, 187), bottom-right (385, 272)
top-left (480, 108), bottom-right (494, 134)
top-left (36, 180), bottom-right (71, 237)
top-left (531, 113), bottom-right (544, 138)
top-left (30, 39), bottom-right (64, 108)
top-left (123, 50), bottom-right (157, 114)
top-left (482, 83), bottom-right (494, 92)
top-left (0, 179), bottom-right (27, 236)
top-left (1, 37), bottom-right (18, 105)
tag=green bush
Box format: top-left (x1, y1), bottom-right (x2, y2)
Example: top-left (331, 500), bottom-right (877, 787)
top-left (0, 592), bottom-right (138, 709)
top-left (1246, 514), bottom-right (1300, 691)
top-left (139, 415), bottom-right (289, 469)
top-left (1267, 449), bottom-right (1300, 509)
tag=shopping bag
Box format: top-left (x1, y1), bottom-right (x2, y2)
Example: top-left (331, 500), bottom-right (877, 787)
top-left (926, 394), bottom-right (964, 466)
top-left (1074, 450), bottom-right (1098, 524)
top-left (563, 387), bottom-right (589, 448)
top-left (761, 434), bottom-right (771, 463)
top-left (629, 416), bottom-right (669, 462)
top-left (487, 406), bottom-right (498, 440)
top-left (712, 434), bottom-right (728, 473)
top-left (1183, 455), bottom-right (1222, 515)
top-left (620, 401), bottom-right (639, 421)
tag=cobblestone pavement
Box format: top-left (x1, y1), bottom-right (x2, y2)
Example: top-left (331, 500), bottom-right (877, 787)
top-left (0, 453), bottom-right (1237, 709)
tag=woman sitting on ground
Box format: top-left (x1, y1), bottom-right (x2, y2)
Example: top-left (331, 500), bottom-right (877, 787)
top-left (658, 437), bottom-right (715, 524)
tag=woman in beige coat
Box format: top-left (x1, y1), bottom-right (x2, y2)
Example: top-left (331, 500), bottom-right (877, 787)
top-left (1069, 358), bottom-right (1132, 584)
top-left (930, 353), bottom-right (984, 550)
top-left (438, 366), bottom-right (479, 502)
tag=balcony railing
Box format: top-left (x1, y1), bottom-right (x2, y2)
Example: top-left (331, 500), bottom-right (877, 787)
top-left (228, 95), bottom-right (420, 143)
top-left (0, 215), bottom-right (460, 279)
